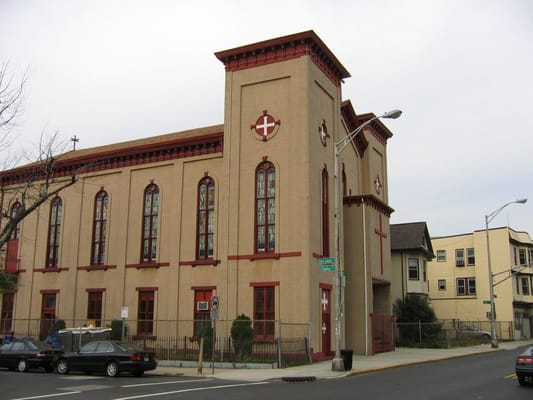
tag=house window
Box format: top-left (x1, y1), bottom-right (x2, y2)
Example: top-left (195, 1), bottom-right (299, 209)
top-left (137, 290), bottom-right (154, 336)
top-left (255, 162), bottom-right (275, 253)
top-left (253, 286), bottom-right (275, 340)
top-left (1, 293), bottom-right (14, 333)
top-left (46, 196), bottom-right (62, 268)
top-left (91, 190), bottom-right (108, 265)
top-left (457, 277), bottom-right (476, 296)
top-left (438, 280), bottom-right (446, 291)
top-left (519, 249), bottom-right (527, 266)
top-left (39, 292), bottom-right (57, 340)
top-left (408, 258), bottom-right (419, 280)
top-left (141, 183), bottom-right (159, 262)
top-left (521, 277), bottom-right (530, 295)
top-left (321, 168), bottom-right (329, 257)
top-left (87, 291), bottom-right (103, 326)
top-left (467, 248), bottom-right (475, 266)
top-left (436, 250), bottom-right (446, 262)
top-left (197, 177), bottom-right (215, 259)
top-left (423, 260), bottom-right (427, 281)
top-left (9, 202), bottom-right (21, 239)
top-left (193, 289), bottom-right (212, 336)
top-left (455, 249), bottom-right (465, 267)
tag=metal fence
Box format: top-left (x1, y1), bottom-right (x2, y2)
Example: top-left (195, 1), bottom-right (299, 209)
top-left (1, 318), bottom-right (311, 367)
top-left (396, 319), bottom-right (515, 347)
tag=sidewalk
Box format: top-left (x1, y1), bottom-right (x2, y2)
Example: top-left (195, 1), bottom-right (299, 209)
top-left (148, 340), bottom-right (533, 382)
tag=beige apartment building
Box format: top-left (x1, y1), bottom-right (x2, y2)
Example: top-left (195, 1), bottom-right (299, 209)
top-left (428, 227), bottom-right (533, 339)
top-left (0, 31), bottom-right (399, 357)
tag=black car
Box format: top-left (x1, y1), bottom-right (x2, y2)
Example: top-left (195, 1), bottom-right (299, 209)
top-left (55, 340), bottom-right (157, 377)
top-left (0, 339), bottom-right (62, 372)
top-left (516, 346), bottom-right (533, 386)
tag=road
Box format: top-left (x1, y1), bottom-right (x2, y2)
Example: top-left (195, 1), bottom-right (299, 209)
top-left (1, 346), bottom-right (532, 400)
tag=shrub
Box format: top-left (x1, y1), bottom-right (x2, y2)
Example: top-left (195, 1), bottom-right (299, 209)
top-left (231, 314), bottom-right (253, 361)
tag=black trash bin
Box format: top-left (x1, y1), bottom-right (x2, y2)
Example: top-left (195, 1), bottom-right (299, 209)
top-left (340, 349), bottom-right (353, 371)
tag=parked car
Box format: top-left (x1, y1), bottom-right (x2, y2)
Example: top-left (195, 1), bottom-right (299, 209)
top-left (459, 326), bottom-right (491, 340)
top-left (516, 346), bottom-right (533, 386)
top-left (54, 340), bottom-right (157, 377)
top-left (0, 339), bottom-right (63, 372)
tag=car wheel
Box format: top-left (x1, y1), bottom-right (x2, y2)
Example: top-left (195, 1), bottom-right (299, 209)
top-left (17, 359), bottom-right (29, 372)
top-left (517, 374), bottom-right (527, 386)
top-left (106, 361), bottom-right (120, 377)
top-left (56, 359), bottom-right (70, 375)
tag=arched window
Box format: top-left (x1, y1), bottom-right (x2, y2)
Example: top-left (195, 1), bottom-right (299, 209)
top-left (9, 201), bottom-right (21, 239)
top-left (322, 167), bottom-right (330, 257)
top-left (255, 161), bottom-right (275, 253)
top-left (141, 183), bottom-right (159, 262)
top-left (197, 177), bottom-right (215, 259)
top-left (91, 190), bottom-right (109, 265)
top-left (46, 196), bottom-right (62, 268)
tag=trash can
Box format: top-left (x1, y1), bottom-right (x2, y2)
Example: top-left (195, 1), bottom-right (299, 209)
top-left (340, 349), bottom-right (353, 371)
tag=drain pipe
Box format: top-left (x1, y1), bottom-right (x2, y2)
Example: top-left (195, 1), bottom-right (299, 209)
top-left (362, 197), bottom-right (368, 356)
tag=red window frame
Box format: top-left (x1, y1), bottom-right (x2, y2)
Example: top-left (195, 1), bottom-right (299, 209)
top-left (193, 289), bottom-right (212, 336)
top-left (39, 292), bottom-right (57, 340)
top-left (196, 177), bottom-right (215, 259)
top-left (87, 290), bottom-right (103, 326)
top-left (141, 184), bottom-right (159, 263)
top-left (253, 286), bottom-right (275, 340)
top-left (137, 290), bottom-right (154, 336)
top-left (9, 201), bottom-right (21, 240)
top-left (322, 168), bottom-right (330, 257)
top-left (1, 293), bottom-right (14, 333)
top-left (255, 162), bottom-right (275, 253)
top-left (91, 190), bottom-right (108, 265)
top-left (46, 197), bottom-right (62, 268)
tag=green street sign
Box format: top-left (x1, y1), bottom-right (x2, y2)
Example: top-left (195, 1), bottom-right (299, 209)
top-left (320, 265), bottom-right (335, 272)
top-left (483, 300), bottom-right (492, 305)
top-left (317, 257), bottom-right (336, 265)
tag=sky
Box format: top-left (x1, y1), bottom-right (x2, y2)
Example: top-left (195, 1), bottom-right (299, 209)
top-left (1, 0), bottom-right (532, 238)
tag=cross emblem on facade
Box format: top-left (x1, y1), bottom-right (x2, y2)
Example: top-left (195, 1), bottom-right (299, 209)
top-left (70, 135), bottom-right (79, 151)
top-left (374, 174), bottom-right (382, 194)
top-left (321, 292), bottom-right (329, 312)
top-left (375, 214), bottom-right (388, 275)
top-left (250, 110), bottom-right (281, 141)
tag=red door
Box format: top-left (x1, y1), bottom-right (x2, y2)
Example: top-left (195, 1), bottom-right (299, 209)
top-left (40, 293), bottom-right (56, 340)
top-left (321, 288), bottom-right (331, 355)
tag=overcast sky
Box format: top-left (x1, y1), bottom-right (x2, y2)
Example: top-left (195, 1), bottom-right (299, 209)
top-left (1, 0), bottom-right (532, 238)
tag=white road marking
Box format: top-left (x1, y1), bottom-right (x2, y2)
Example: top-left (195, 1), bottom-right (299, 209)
top-left (122, 379), bottom-right (211, 388)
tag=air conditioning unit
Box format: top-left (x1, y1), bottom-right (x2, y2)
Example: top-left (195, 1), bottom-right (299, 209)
top-left (197, 301), bottom-right (209, 311)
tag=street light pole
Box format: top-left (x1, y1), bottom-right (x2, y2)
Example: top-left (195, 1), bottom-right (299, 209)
top-left (485, 198), bottom-right (527, 349)
top-left (332, 109), bottom-right (402, 371)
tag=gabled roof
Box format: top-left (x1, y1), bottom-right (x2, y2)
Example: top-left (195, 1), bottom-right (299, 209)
top-left (390, 222), bottom-right (435, 258)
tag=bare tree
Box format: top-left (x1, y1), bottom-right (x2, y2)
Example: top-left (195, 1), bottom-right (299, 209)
top-left (0, 64), bottom-right (83, 293)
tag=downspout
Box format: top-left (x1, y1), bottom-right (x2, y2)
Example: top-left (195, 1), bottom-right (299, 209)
top-left (362, 197), bottom-right (368, 356)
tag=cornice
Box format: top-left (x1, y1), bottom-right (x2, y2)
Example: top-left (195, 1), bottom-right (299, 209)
top-left (344, 194), bottom-right (395, 217)
top-left (215, 30), bottom-right (351, 86)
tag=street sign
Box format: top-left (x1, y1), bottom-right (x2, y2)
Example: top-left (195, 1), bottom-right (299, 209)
top-left (317, 257), bottom-right (336, 265)
top-left (483, 300), bottom-right (491, 305)
top-left (210, 296), bottom-right (220, 311)
top-left (320, 265), bottom-right (335, 272)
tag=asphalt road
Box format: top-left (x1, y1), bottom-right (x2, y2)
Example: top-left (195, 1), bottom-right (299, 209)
top-left (1, 346), bottom-right (532, 400)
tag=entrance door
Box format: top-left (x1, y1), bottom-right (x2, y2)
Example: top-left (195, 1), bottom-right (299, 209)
top-left (40, 293), bottom-right (56, 340)
top-left (321, 288), bottom-right (331, 355)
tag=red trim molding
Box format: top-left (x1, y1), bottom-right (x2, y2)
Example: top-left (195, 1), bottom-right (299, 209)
top-left (228, 251), bottom-right (301, 261)
top-left (34, 267), bottom-right (69, 273)
top-left (319, 283), bottom-right (333, 289)
top-left (250, 281), bottom-right (280, 287)
top-left (126, 262), bottom-right (170, 269)
top-left (215, 30), bottom-right (350, 86)
top-left (40, 289), bottom-right (59, 294)
top-left (136, 287), bottom-right (159, 291)
top-left (86, 288), bottom-right (106, 292)
top-left (179, 259), bottom-right (221, 267)
top-left (344, 194), bottom-right (394, 217)
top-left (78, 264), bottom-right (117, 271)
top-left (191, 286), bottom-right (216, 291)
top-left (372, 276), bottom-right (391, 285)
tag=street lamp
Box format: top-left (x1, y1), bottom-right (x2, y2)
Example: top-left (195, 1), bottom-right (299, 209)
top-left (485, 198), bottom-right (527, 349)
top-left (332, 109), bottom-right (402, 371)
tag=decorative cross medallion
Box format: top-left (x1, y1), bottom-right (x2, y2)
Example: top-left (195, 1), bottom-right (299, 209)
top-left (321, 292), bottom-right (329, 312)
top-left (374, 174), bottom-right (383, 194)
top-left (319, 119), bottom-right (330, 146)
top-left (250, 110), bottom-right (280, 141)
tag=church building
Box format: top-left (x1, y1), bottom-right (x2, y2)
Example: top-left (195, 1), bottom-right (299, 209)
top-left (0, 31), bottom-right (398, 357)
